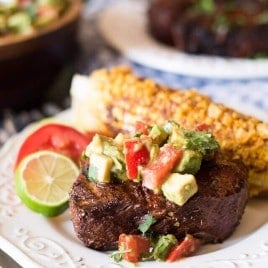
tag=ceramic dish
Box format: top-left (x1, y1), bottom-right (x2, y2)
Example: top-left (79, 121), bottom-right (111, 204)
top-left (0, 0), bottom-right (82, 110)
top-left (98, 0), bottom-right (268, 79)
top-left (0, 94), bottom-right (268, 267)
top-left (0, 0), bottom-right (81, 61)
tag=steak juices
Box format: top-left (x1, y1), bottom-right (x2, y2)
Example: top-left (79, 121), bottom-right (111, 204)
top-left (69, 121), bottom-right (249, 263)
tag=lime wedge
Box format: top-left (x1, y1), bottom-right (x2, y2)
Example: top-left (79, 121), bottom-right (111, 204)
top-left (15, 150), bottom-right (79, 217)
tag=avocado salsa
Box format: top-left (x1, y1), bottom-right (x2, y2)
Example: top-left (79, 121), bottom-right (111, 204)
top-left (84, 120), bottom-right (220, 206)
top-left (0, 0), bottom-right (69, 36)
top-left (83, 120), bottom-right (220, 263)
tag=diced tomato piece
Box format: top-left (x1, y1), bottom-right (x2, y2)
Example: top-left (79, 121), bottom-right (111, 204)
top-left (135, 121), bottom-right (150, 135)
top-left (18, 0), bottom-right (32, 8)
top-left (195, 123), bottom-right (210, 131)
top-left (118, 234), bottom-right (151, 263)
top-left (142, 144), bottom-right (182, 192)
top-left (166, 234), bottom-right (201, 262)
top-left (124, 139), bottom-right (150, 180)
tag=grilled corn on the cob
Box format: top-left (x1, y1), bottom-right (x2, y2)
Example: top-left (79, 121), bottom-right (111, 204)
top-left (71, 66), bottom-right (268, 197)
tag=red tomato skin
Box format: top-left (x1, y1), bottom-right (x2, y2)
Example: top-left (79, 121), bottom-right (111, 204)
top-left (15, 124), bottom-right (93, 169)
top-left (195, 123), bottom-right (210, 131)
top-left (167, 234), bottom-right (201, 262)
top-left (142, 144), bottom-right (182, 192)
top-left (118, 234), bottom-right (150, 263)
top-left (124, 139), bottom-right (150, 180)
top-left (135, 121), bottom-right (149, 135)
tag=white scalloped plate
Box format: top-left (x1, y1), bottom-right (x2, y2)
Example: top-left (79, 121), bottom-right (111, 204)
top-left (0, 109), bottom-right (268, 268)
top-left (98, 0), bottom-right (268, 79)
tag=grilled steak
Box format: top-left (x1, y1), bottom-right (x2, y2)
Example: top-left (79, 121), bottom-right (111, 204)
top-left (69, 156), bottom-right (248, 251)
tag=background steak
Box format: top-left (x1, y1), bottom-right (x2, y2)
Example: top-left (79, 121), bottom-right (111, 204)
top-left (69, 156), bottom-right (248, 251)
top-left (148, 0), bottom-right (268, 57)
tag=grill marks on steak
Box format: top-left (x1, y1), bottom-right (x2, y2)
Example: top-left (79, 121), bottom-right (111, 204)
top-left (69, 157), bottom-right (248, 251)
top-left (70, 178), bottom-right (148, 250)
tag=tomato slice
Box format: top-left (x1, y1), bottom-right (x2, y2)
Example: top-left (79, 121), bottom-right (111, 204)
top-left (15, 123), bottom-right (93, 169)
top-left (166, 234), bottom-right (200, 262)
top-left (118, 234), bottom-right (151, 263)
top-left (142, 144), bottom-right (182, 192)
top-left (124, 139), bottom-right (150, 180)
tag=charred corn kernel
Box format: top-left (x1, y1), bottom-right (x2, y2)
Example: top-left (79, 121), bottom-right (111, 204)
top-left (71, 66), bottom-right (268, 196)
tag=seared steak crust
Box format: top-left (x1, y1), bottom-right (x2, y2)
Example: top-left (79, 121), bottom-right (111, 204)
top-left (69, 157), bottom-right (248, 251)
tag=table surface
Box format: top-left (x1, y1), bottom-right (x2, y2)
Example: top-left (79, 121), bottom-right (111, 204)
top-left (0, 0), bottom-right (267, 267)
top-left (0, 250), bottom-right (21, 268)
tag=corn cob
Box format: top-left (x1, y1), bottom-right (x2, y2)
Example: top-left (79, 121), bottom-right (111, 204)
top-left (71, 66), bottom-right (268, 197)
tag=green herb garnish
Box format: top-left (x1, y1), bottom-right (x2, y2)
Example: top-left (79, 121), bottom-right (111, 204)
top-left (152, 234), bottom-right (178, 261)
top-left (138, 214), bottom-right (157, 235)
top-left (183, 130), bottom-right (220, 159)
top-left (109, 247), bottom-right (132, 263)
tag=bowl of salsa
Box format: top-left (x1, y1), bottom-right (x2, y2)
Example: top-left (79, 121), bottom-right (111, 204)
top-left (0, 0), bottom-right (82, 110)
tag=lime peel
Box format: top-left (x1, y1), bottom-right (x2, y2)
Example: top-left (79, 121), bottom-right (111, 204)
top-left (15, 150), bottom-right (79, 217)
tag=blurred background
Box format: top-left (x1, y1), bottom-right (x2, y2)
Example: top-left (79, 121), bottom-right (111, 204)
top-left (0, 0), bottom-right (109, 141)
top-left (0, 0), bottom-right (267, 145)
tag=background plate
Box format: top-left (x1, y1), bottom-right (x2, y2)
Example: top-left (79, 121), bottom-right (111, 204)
top-left (98, 0), bottom-right (268, 79)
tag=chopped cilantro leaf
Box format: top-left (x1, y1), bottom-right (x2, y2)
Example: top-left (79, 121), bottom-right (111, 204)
top-left (138, 214), bottom-right (157, 235)
top-left (109, 247), bottom-right (131, 263)
top-left (183, 130), bottom-right (220, 159)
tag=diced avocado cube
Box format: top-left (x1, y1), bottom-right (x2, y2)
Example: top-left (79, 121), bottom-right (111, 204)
top-left (148, 125), bottom-right (168, 145)
top-left (174, 150), bottom-right (202, 174)
top-left (162, 173), bottom-right (198, 206)
top-left (149, 143), bottom-right (160, 162)
top-left (164, 121), bottom-right (185, 148)
top-left (85, 134), bottom-right (103, 157)
top-left (88, 153), bottom-right (113, 183)
top-left (163, 120), bottom-right (180, 134)
top-left (111, 165), bottom-right (127, 181)
top-left (85, 134), bottom-right (125, 180)
top-left (114, 133), bottom-right (124, 147)
top-left (153, 234), bottom-right (178, 261)
top-left (103, 138), bottom-right (125, 165)
top-left (87, 134), bottom-right (124, 162)
top-left (110, 155), bottom-right (127, 181)
top-left (7, 12), bottom-right (32, 34)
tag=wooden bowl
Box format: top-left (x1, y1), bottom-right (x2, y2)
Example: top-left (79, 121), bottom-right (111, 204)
top-left (0, 0), bottom-right (82, 110)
